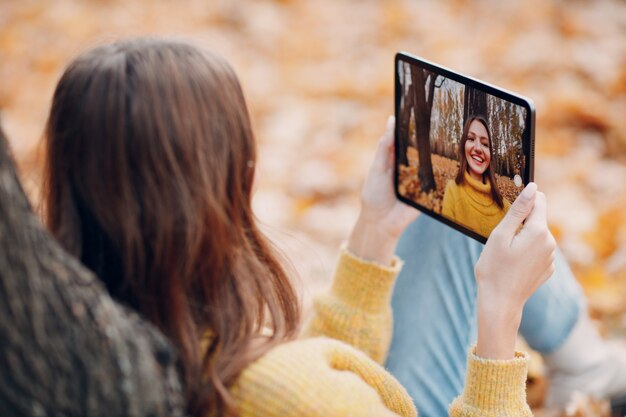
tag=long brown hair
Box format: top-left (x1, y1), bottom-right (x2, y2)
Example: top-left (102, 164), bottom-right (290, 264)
top-left (455, 115), bottom-right (504, 208)
top-left (42, 38), bottom-right (300, 417)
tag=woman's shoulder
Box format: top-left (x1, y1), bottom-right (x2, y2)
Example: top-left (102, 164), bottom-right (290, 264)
top-left (230, 337), bottom-right (416, 417)
top-left (242, 337), bottom-right (346, 368)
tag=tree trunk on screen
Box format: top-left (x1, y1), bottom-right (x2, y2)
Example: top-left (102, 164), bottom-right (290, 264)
top-left (397, 69), bottom-right (414, 166)
top-left (411, 68), bottom-right (436, 193)
top-left (0, 124), bottom-right (185, 416)
top-left (462, 86), bottom-right (488, 125)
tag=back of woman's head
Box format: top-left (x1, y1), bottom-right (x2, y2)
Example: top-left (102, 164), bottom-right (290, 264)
top-left (43, 38), bottom-right (299, 417)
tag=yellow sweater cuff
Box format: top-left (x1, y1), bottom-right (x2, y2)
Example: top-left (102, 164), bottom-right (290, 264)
top-left (451, 347), bottom-right (531, 415)
top-left (329, 248), bottom-right (402, 313)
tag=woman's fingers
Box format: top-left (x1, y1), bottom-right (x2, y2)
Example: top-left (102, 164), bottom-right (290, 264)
top-left (373, 116), bottom-right (395, 173)
top-left (492, 182), bottom-right (537, 241)
top-left (522, 191), bottom-right (557, 282)
top-left (382, 115), bottom-right (395, 146)
top-left (521, 190), bottom-right (547, 232)
top-left (519, 192), bottom-right (555, 252)
top-left (477, 184), bottom-right (555, 302)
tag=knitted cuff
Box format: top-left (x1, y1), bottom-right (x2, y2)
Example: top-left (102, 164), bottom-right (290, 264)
top-left (450, 347), bottom-right (531, 416)
top-left (329, 248), bottom-right (402, 313)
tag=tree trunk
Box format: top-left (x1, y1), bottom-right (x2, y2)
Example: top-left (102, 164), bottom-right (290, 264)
top-left (462, 86), bottom-right (488, 126)
top-left (0, 124), bottom-right (186, 416)
top-left (396, 67), bottom-right (414, 166)
top-left (411, 68), bottom-right (436, 193)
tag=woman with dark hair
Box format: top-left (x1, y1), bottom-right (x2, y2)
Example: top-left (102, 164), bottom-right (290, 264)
top-left (42, 38), bottom-right (556, 417)
top-left (441, 115), bottom-right (510, 237)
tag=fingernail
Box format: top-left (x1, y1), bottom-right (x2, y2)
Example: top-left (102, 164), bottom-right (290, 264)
top-left (521, 182), bottom-right (537, 199)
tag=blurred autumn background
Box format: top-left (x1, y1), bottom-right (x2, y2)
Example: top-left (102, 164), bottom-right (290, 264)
top-left (1, 0), bottom-right (625, 415)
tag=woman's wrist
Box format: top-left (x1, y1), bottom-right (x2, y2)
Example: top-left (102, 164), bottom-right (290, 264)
top-left (347, 214), bottom-right (400, 266)
top-left (475, 291), bottom-right (524, 360)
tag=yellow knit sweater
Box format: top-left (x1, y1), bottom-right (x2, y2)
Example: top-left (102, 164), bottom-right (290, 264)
top-left (441, 171), bottom-right (511, 237)
top-left (229, 249), bottom-right (533, 417)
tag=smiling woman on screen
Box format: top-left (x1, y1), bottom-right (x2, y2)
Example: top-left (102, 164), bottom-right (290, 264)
top-left (441, 115), bottom-right (511, 237)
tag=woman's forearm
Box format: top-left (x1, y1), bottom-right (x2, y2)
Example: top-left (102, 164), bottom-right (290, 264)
top-left (475, 289), bottom-right (523, 360)
top-left (347, 215), bottom-right (400, 266)
top-left (347, 116), bottom-right (418, 267)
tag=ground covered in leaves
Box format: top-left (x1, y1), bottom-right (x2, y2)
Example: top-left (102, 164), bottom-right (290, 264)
top-left (399, 152), bottom-right (457, 214)
top-left (1, 0), bottom-right (625, 415)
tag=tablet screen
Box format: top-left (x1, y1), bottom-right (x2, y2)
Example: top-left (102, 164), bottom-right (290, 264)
top-left (395, 54), bottom-right (534, 242)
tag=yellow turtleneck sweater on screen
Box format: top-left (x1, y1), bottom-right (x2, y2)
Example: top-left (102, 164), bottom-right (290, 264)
top-left (441, 170), bottom-right (511, 237)
top-left (228, 249), bottom-right (533, 417)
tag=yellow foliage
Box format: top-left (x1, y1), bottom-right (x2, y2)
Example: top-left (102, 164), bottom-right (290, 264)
top-left (577, 266), bottom-right (626, 317)
top-left (583, 207), bottom-right (623, 261)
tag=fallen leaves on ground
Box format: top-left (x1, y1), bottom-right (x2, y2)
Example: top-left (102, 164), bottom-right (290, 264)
top-left (1, 1), bottom-right (625, 415)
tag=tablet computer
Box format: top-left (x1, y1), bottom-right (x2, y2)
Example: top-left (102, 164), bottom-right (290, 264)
top-left (394, 52), bottom-right (535, 244)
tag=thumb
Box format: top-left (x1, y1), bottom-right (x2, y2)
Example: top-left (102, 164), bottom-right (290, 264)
top-left (382, 115), bottom-right (395, 146)
top-left (373, 116), bottom-right (395, 171)
top-left (494, 182), bottom-right (537, 238)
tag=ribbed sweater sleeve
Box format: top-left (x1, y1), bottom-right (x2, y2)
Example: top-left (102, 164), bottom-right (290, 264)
top-left (449, 348), bottom-right (533, 417)
top-left (301, 248), bottom-right (402, 363)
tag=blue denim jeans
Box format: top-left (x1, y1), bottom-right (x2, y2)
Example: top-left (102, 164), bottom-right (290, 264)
top-left (385, 215), bottom-right (583, 417)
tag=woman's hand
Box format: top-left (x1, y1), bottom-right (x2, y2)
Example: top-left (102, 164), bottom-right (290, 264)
top-left (475, 183), bottom-right (557, 359)
top-left (347, 116), bottom-right (419, 265)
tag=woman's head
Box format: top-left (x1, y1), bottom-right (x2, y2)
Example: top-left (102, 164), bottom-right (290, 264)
top-left (464, 119), bottom-right (491, 178)
top-left (455, 115), bottom-right (504, 208)
top-left (43, 38), bottom-right (299, 417)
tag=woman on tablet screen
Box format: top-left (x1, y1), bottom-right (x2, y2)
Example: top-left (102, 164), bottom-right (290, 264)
top-left (441, 115), bottom-right (511, 237)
